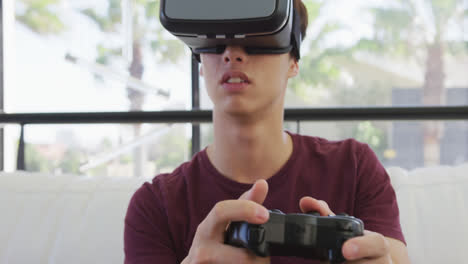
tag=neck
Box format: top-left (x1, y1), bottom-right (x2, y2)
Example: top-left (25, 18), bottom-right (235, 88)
top-left (206, 107), bottom-right (293, 184)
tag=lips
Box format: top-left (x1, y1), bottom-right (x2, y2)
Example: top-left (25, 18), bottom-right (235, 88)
top-left (221, 71), bottom-right (250, 84)
top-left (220, 71), bottom-right (251, 93)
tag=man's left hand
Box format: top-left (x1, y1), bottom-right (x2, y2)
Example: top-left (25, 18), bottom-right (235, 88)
top-left (299, 197), bottom-right (410, 264)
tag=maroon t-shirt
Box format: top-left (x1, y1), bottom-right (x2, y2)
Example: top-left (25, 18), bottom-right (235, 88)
top-left (124, 132), bottom-right (405, 264)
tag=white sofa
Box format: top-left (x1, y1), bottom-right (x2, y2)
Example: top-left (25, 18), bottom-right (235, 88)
top-left (1, 164), bottom-right (467, 264)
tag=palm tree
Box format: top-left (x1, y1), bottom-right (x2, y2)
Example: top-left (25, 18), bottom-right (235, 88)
top-left (354, 0), bottom-right (468, 166)
top-left (80, 0), bottom-right (186, 177)
top-left (16, 0), bottom-right (186, 176)
top-left (289, 0), bottom-right (348, 103)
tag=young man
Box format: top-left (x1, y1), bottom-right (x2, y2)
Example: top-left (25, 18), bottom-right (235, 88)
top-left (124, 1), bottom-right (410, 263)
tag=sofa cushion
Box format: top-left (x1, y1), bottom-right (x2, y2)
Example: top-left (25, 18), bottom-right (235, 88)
top-left (0, 172), bottom-right (149, 264)
top-left (1, 163), bottom-right (467, 263)
top-left (386, 163), bottom-right (468, 264)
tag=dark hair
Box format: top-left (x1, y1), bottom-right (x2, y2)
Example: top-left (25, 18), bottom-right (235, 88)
top-left (294, 0), bottom-right (308, 42)
top-left (290, 0), bottom-right (308, 60)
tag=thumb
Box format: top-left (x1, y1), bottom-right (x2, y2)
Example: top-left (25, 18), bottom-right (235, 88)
top-left (239, 179), bottom-right (269, 204)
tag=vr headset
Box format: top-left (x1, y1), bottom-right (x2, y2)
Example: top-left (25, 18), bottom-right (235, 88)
top-left (159, 0), bottom-right (302, 62)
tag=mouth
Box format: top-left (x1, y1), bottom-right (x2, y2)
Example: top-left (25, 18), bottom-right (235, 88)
top-left (221, 71), bottom-right (251, 85)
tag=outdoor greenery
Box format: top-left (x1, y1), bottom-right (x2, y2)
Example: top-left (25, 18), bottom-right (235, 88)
top-left (14, 0), bottom-right (468, 174)
top-left (16, 0), bottom-right (65, 34)
top-left (353, 0), bottom-right (468, 165)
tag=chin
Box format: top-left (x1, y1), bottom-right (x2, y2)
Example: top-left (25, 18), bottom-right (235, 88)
top-left (215, 97), bottom-right (277, 118)
top-left (215, 102), bottom-right (254, 117)
top-left (223, 106), bottom-right (254, 116)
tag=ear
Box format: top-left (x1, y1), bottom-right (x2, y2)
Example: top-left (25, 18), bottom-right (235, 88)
top-left (287, 59), bottom-right (299, 79)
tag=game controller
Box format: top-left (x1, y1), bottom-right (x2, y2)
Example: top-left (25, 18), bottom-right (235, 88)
top-left (225, 209), bottom-right (364, 263)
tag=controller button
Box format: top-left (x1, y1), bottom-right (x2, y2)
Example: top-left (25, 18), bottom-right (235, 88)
top-left (248, 227), bottom-right (265, 245)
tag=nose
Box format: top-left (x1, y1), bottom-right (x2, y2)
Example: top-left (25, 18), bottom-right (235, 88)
top-left (222, 46), bottom-right (247, 64)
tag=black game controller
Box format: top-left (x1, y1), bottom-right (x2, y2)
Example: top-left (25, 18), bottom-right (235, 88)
top-left (225, 209), bottom-right (364, 263)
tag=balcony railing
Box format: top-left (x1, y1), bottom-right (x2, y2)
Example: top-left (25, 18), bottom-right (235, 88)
top-left (1, 105), bottom-right (468, 170)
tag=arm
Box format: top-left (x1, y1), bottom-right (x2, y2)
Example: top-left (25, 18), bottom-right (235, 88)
top-left (124, 183), bottom-right (178, 264)
top-left (125, 180), bottom-right (272, 264)
top-left (182, 180), bottom-right (271, 264)
top-left (298, 142), bottom-right (410, 263)
top-left (344, 142), bottom-right (410, 262)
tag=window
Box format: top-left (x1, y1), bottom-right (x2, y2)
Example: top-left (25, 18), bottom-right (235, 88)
top-left (6, 0), bottom-right (192, 174)
top-left (4, 0), bottom-right (468, 175)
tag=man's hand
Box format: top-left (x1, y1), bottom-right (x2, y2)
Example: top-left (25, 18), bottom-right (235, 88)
top-left (299, 197), bottom-right (410, 264)
top-left (182, 180), bottom-right (271, 264)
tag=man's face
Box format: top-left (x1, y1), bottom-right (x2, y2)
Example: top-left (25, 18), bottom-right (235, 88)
top-left (200, 46), bottom-right (299, 117)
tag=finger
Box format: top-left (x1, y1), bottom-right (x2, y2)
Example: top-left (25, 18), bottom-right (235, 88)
top-left (200, 199), bottom-right (270, 239)
top-left (344, 255), bottom-right (392, 264)
top-left (342, 230), bottom-right (390, 261)
top-left (299, 197), bottom-right (335, 216)
top-left (192, 243), bottom-right (270, 264)
top-left (239, 179), bottom-right (269, 204)
top-left (214, 244), bottom-right (270, 264)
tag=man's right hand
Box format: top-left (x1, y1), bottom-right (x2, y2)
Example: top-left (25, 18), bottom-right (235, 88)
top-left (182, 180), bottom-right (271, 264)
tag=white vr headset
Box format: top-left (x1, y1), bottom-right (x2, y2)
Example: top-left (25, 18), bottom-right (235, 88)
top-left (160, 0), bottom-right (303, 62)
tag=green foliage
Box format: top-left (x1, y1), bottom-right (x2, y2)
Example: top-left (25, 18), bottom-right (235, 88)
top-left (201, 124), bottom-right (214, 149)
top-left (120, 154), bottom-right (132, 164)
top-left (366, 6), bottom-right (414, 56)
top-left (82, 9), bottom-right (113, 32)
top-left (430, 0), bottom-right (460, 30)
top-left (96, 44), bottom-right (122, 65)
top-left (99, 137), bottom-right (113, 150)
top-left (151, 127), bottom-right (188, 172)
top-left (372, 7), bottom-right (413, 33)
top-left (145, 0), bottom-right (159, 19)
top-left (353, 38), bottom-right (385, 53)
top-left (288, 0), bottom-right (351, 103)
top-left (303, 0), bottom-right (322, 22)
top-left (81, 0), bottom-right (121, 32)
top-left (16, 0), bottom-right (65, 34)
top-left (356, 0), bottom-right (467, 57)
top-left (58, 150), bottom-right (82, 174)
top-left (81, 0), bottom-right (122, 32)
top-left (352, 121), bottom-right (387, 158)
top-left (81, 0), bottom-right (185, 67)
top-left (24, 143), bottom-right (83, 174)
top-left (25, 143), bottom-right (53, 172)
top-left (87, 164), bottom-right (108, 177)
top-left (21, 0), bottom-right (60, 9)
top-left (152, 31), bottom-right (186, 64)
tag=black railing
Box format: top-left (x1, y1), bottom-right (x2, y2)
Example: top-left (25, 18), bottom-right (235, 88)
top-left (2, 105), bottom-right (468, 170)
top-left (2, 106), bottom-right (468, 124)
